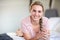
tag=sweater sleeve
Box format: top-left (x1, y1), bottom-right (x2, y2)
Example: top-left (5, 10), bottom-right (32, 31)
top-left (41, 17), bottom-right (50, 40)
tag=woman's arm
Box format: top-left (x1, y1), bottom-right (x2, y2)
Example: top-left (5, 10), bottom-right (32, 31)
top-left (30, 29), bottom-right (50, 40)
top-left (16, 29), bottom-right (37, 40)
top-left (41, 17), bottom-right (50, 40)
top-left (23, 32), bottom-right (41, 40)
top-left (16, 29), bottom-right (23, 37)
top-left (23, 31), bottom-right (40, 40)
top-left (41, 28), bottom-right (50, 40)
top-left (23, 32), bottom-right (32, 40)
top-left (21, 21), bottom-right (34, 40)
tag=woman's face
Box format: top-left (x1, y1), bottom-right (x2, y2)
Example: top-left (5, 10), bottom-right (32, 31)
top-left (30, 5), bottom-right (43, 21)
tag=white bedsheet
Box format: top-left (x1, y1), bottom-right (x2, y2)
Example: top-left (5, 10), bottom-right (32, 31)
top-left (7, 32), bottom-right (25, 40)
top-left (49, 17), bottom-right (60, 40)
top-left (50, 31), bottom-right (60, 40)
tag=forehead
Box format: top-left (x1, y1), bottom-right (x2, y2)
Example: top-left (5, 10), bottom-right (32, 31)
top-left (31, 5), bottom-right (43, 11)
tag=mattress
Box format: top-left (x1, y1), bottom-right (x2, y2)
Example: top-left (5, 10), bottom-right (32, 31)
top-left (6, 32), bottom-right (60, 40)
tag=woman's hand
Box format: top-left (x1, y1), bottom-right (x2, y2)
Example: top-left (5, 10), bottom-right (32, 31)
top-left (35, 28), bottom-right (50, 40)
top-left (16, 29), bottom-right (23, 37)
top-left (34, 31), bottom-right (41, 40)
top-left (40, 27), bottom-right (50, 40)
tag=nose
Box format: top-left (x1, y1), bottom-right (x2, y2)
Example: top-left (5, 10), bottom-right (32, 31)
top-left (35, 12), bottom-right (39, 16)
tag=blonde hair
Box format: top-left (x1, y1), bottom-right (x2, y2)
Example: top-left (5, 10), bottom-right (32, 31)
top-left (30, 1), bottom-right (44, 12)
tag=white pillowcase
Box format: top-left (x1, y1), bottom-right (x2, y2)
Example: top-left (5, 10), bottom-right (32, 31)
top-left (55, 22), bottom-right (60, 33)
top-left (49, 17), bottom-right (60, 40)
top-left (48, 17), bottom-right (60, 31)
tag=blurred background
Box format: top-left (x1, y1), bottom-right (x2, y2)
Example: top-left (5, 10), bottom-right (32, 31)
top-left (0, 0), bottom-right (60, 35)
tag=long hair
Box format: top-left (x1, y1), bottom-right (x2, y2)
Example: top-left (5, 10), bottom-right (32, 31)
top-left (39, 18), bottom-right (42, 31)
top-left (30, 1), bottom-right (44, 12)
top-left (30, 1), bottom-right (44, 31)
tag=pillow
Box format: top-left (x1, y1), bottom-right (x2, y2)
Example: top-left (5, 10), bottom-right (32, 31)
top-left (55, 22), bottom-right (60, 33)
top-left (50, 31), bottom-right (60, 40)
top-left (48, 17), bottom-right (60, 31)
top-left (49, 17), bottom-right (60, 40)
top-left (50, 22), bottom-right (60, 40)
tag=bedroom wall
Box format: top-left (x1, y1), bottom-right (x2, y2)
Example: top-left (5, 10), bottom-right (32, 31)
top-left (52, 0), bottom-right (60, 17)
top-left (32, 0), bottom-right (50, 10)
top-left (0, 0), bottom-right (29, 34)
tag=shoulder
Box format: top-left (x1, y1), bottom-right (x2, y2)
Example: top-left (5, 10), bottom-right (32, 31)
top-left (42, 17), bottom-right (49, 27)
top-left (21, 16), bottom-right (30, 24)
top-left (42, 17), bottom-right (48, 21)
top-left (42, 17), bottom-right (49, 23)
top-left (21, 16), bottom-right (30, 25)
top-left (42, 17), bottom-right (51, 30)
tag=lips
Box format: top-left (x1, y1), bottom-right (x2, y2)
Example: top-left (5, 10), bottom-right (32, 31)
top-left (34, 16), bottom-right (40, 19)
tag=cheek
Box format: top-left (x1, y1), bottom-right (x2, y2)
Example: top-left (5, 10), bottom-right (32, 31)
top-left (30, 11), bottom-right (35, 16)
top-left (40, 12), bottom-right (43, 16)
top-left (38, 13), bottom-right (43, 17)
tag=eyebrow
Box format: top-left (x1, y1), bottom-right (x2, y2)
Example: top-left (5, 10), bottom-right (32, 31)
top-left (33, 9), bottom-right (42, 12)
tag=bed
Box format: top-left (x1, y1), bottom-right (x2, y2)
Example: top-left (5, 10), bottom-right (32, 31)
top-left (49, 17), bottom-right (60, 40)
top-left (0, 17), bottom-right (60, 40)
top-left (45, 8), bottom-right (60, 40)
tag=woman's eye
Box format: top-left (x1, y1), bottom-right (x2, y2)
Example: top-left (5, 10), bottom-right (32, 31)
top-left (38, 11), bottom-right (41, 13)
top-left (33, 10), bottom-right (36, 12)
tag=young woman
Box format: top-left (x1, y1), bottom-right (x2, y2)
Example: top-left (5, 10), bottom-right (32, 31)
top-left (17, 1), bottom-right (50, 40)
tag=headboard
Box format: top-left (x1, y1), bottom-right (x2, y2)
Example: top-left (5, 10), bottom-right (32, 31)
top-left (45, 9), bottom-right (58, 18)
